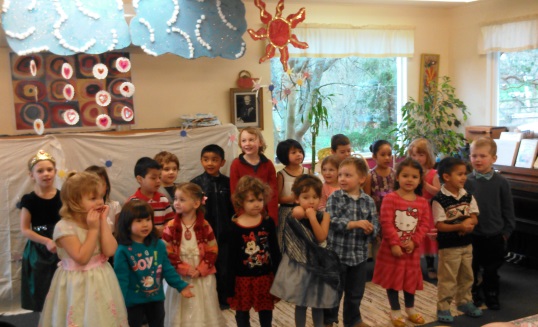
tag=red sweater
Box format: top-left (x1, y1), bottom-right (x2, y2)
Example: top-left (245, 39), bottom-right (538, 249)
top-left (230, 154), bottom-right (278, 225)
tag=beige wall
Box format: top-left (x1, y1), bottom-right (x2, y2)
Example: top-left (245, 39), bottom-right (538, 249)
top-left (0, 0), bottom-right (534, 155)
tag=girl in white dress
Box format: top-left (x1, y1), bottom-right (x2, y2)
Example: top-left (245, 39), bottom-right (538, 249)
top-left (162, 183), bottom-right (224, 326)
top-left (39, 172), bottom-right (128, 327)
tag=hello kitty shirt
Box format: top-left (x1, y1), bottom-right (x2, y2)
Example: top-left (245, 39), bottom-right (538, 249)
top-left (372, 192), bottom-right (430, 294)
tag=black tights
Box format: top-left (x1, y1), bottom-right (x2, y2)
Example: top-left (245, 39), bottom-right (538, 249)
top-left (386, 289), bottom-right (415, 310)
top-left (235, 310), bottom-right (272, 327)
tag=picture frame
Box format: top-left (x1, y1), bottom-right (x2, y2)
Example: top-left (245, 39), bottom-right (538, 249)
top-left (419, 54), bottom-right (440, 104)
top-left (229, 88), bottom-right (263, 130)
top-left (515, 139), bottom-right (538, 168)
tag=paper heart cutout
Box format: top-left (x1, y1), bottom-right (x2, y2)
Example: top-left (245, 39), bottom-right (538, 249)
top-left (96, 114), bottom-right (112, 130)
top-left (119, 82), bottom-right (135, 97)
top-left (95, 90), bottom-right (111, 107)
top-left (34, 119), bottom-right (44, 135)
top-left (63, 109), bottom-right (79, 125)
top-left (93, 63), bottom-right (108, 79)
top-left (123, 85), bottom-right (129, 92)
top-left (63, 84), bottom-right (75, 101)
top-left (30, 60), bottom-right (37, 77)
top-left (116, 57), bottom-right (131, 73)
top-left (98, 68), bottom-right (104, 74)
top-left (121, 106), bottom-right (134, 122)
top-left (61, 63), bottom-right (73, 79)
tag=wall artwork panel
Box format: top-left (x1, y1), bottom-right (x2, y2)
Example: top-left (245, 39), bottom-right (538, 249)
top-left (10, 52), bottom-right (134, 131)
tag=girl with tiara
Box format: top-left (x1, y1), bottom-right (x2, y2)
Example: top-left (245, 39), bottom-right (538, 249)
top-left (19, 150), bottom-right (62, 312)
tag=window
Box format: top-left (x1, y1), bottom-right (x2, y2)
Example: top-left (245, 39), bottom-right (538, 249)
top-left (497, 48), bottom-right (538, 131)
top-left (270, 57), bottom-right (406, 161)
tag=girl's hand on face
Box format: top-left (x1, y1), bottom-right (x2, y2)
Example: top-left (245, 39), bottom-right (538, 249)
top-left (391, 245), bottom-right (403, 257)
top-left (291, 206), bottom-right (306, 220)
top-left (87, 209), bottom-right (101, 230)
top-left (180, 284), bottom-right (195, 298)
top-left (98, 205), bottom-right (110, 223)
top-left (46, 239), bottom-right (57, 253)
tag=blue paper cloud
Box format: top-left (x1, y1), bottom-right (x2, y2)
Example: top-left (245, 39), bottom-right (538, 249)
top-left (1, 0), bottom-right (130, 55)
top-left (129, 0), bottom-right (247, 59)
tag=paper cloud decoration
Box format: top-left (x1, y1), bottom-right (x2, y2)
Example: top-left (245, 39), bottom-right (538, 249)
top-left (130, 0), bottom-right (247, 59)
top-left (1, 0), bottom-right (131, 55)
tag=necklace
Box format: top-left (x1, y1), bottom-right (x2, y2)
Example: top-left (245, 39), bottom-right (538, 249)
top-left (182, 220), bottom-right (195, 240)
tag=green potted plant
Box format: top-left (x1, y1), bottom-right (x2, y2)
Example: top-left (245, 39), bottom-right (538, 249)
top-left (393, 76), bottom-right (470, 157)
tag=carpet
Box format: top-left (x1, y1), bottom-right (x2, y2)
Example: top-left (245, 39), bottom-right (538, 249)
top-left (511, 314), bottom-right (538, 327)
top-left (222, 281), bottom-right (461, 326)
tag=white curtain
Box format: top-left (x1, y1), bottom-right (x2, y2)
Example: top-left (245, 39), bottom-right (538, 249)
top-left (288, 24), bottom-right (415, 58)
top-left (478, 15), bottom-right (538, 54)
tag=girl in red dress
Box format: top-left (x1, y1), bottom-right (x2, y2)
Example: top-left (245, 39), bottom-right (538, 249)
top-left (372, 158), bottom-right (430, 327)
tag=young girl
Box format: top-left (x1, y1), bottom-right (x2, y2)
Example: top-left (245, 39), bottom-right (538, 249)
top-left (85, 165), bottom-right (121, 232)
top-left (230, 127), bottom-right (278, 224)
top-left (227, 176), bottom-right (281, 327)
top-left (270, 175), bottom-right (339, 327)
top-left (19, 150), bottom-right (62, 312)
top-left (408, 138), bottom-right (441, 279)
top-left (39, 172), bottom-right (128, 326)
top-left (114, 200), bottom-right (194, 327)
top-left (318, 155), bottom-right (340, 211)
top-left (276, 139), bottom-right (309, 245)
top-left (161, 183), bottom-right (224, 326)
top-left (372, 158), bottom-right (430, 327)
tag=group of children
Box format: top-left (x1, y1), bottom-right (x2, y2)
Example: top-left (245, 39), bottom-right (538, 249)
top-left (18, 126), bottom-right (514, 327)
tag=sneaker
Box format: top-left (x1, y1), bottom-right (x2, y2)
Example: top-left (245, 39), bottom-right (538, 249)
top-left (485, 292), bottom-right (501, 310)
top-left (437, 310), bottom-right (454, 323)
top-left (457, 302), bottom-right (483, 317)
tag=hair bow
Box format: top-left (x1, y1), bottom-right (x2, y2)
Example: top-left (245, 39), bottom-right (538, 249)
top-left (201, 196), bottom-right (208, 205)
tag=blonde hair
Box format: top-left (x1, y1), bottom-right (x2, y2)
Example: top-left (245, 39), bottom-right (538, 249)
top-left (59, 172), bottom-right (102, 221)
top-left (232, 176), bottom-right (272, 209)
top-left (407, 138), bottom-right (435, 169)
top-left (470, 137), bottom-right (497, 156)
top-left (154, 151), bottom-right (180, 170)
top-left (339, 156), bottom-right (369, 177)
top-left (321, 155), bottom-right (340, 170)
top-left (239, 127), bottom-right (267, 154)
top-left (174, 182), bottom-right (205, 214)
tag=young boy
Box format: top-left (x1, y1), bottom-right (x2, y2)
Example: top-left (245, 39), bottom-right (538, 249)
top-left (465, 137), bottom-right (515, 310)
top-left (331, 133), bottom-right (353, 162)
top-left (432, 157), bottom-right (482, 323)
top-left (154, 151), bottom-right (180, 203)
top-left (127, 157), bottom-right (174, 235)
top-left (190, 144), bottom-right (235, 309)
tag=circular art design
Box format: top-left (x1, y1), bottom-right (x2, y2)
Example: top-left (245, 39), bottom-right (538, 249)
top-left (34, 119), bottom-right (44, 135)
top-left (115, 57), bottom-right (131, 73)
top-left (93, 63), bottom-right (108, 79)
top-left (95, 90), bottom-right (111, 107)
top-left (61, 62), bottom-right (73, 79)
top-left (96, 114), bottom-right (112, 130)
top-left (80, 101), bottom-right (104, 126)
top-left (119, 82), bottom-right (135, 97)
top-left (121, 106), bottom-right (134, 121)
top-left (63, 84), bottom-right (75, 101)
top-left (107, 78), bottom-right (130, 98)
top-left (19, 103), bottom-right (48, 127)
top-left (11, 54), bottom-right (44, 78)
top-left (77, 54), bottom-right (99, 78)
top-left (49, 80), bottom-right (69, 101)
top-left (63, 109), bottom-right (80, 125)
top-left (14, 80), bottom-right (46, 102)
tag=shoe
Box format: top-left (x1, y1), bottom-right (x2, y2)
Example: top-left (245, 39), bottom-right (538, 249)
top-left (408, 313), bottom-right (425, 324)
top-left (485, 292), bottom-right (501, 310)
top-left (389, 315), bottom-right (406, 327)
top-left (427, 268), bottom-right (437, 280)
top-left (437, 309), bottom-right (454, 323)
top-left (457, 302), bottom-right (483, 317)
top-left (219, 303), bottom-right (230, 310)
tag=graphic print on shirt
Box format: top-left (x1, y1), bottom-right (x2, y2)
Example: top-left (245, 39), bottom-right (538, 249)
top-left (241, 231), bottom-right (270, 268)
top-left (445, 203), bottom-right (470, 222)
top-left (129, 248), bottom-right (161, 297)
top-left (394, 208), bottom-right (418, 242)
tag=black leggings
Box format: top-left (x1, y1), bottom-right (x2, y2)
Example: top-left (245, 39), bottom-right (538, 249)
top-left (235, 310), bottom-right (272, 327)
top-left (386, 289), bottom-right (415, 310)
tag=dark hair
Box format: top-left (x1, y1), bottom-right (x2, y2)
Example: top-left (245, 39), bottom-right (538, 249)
top-left (331, 134), bottom-right (351, 151)
top-left (116, 200), bottom-right (159, 246)
top-left (154, 151), bottom-right (180, 170)
top-left (339, 156), bottom-right (369, 176)
top-left (276, 139), bottom-right (305, 166)
top-left (174, 182), bottom-right (206, 215)
top-left (232, 176), bottom-right (272, 210)
top-left (85, 165), bottom-right (111, 203)
top-left (134, 157), bottom-right (161, 178)
top-left (369, 139), bottom-right (392, 156)
top-left (394, 157), bottom-right (423, 195)
top-left (291, 174), bottom-right (322, 197)
top-left (437, 157), bottom-right (466, 183)
top-left (201, 144), bottom-right (225, 160)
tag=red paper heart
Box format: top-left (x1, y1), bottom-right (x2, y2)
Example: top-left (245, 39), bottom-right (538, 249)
top-left (63, 67), bottom-right (71, 77)
top-left (98, 94), bottom-right (108, 104)
top-left (66, 112), bottom-right (76, 122)
top-left (123, 85), bottom-right (129, 92)
top-left (36, 122), bottom-right (41, 129)
top-left (65, 88), bottom-right (72, 97)
top-left (118, 59), bottom-right (129, 70)
top-left (99, 117), bottom-right (109, 126)
top-left (98, 68), bottom-right (104, 74)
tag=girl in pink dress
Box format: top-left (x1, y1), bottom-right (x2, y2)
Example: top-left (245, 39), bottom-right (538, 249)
top-left (318, 155), bottom-right (340, 211)
top-left (408, 138), bottom-right (440, 279)
top-left (372, 158), bottom-right (430, 327)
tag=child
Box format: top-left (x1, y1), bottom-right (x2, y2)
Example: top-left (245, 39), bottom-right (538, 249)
top-left (39, 172), bottom-right (128, 326)
top-left (408, 138), bottom-right (440, 279)
top-left (190, 144), bottom-right (235, 308)
top-left (230, 127), bottom-right (278, 224)
top-left (324, 157), bottom-right (379, 327)
top-left (372, 158), bottom-right (430, 327)
top-left (276, 139), bottom-right (309, 244)
top-left (432, 157), bottom-right (482, 323)
top-left (114, 200), bottom-right (194, 327)
top-left (465, 137), bottom-right (515, 310)
top-left (154, 151), bottom-right (180, 203)
top-left (330, 133), bottom-right (352, 162)
top-left (19, 150), bottom-right (61, 312)
top-left (127, 157), bottom-right (174, 235)
top-left (270, 175), bottom-right (339, 327)
top-left (227, 176), bottom-right (281, 327)
top-left (85, 165), bottom-right (121, 232)
top-left (162, 183), bottom-right (224, 326)
top-left (318, 155), bottom-right (340, 211)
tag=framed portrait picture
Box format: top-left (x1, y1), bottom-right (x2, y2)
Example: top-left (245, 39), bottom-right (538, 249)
top-left (229, 88), bottom-right (263, 130)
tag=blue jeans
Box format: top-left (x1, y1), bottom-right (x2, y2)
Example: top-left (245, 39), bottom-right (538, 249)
top-left (324, 261), bottom-right (367, 327)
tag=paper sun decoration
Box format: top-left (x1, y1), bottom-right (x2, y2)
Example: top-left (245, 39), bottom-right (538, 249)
top-left (248, 0), bottom-right (308, 71)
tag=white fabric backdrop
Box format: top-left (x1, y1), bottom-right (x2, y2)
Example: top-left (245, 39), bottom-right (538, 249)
top-left (0, 123), bottom-right (238, 314)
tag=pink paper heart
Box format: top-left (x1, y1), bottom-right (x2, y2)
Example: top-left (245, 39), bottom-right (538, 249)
top-left (124, 108), bottom-right (132, 118)
top-left (98, 94), bottom-right (108, 105)
top-left (65, 88), bottom-right (72, 97)
top-left (66, 112), bottom-right (76, 123)
top-left (118, 59), bottom-right (129, 70)
top-left (99, 117), bottom-right (109, 126)
top-left (63, 67), bottom-right (71, 77)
